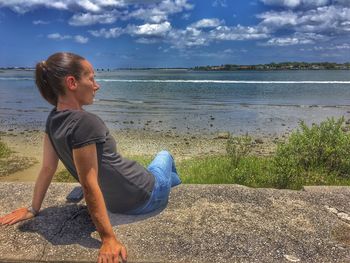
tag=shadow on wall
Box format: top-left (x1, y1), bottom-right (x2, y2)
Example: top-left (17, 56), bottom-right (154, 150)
top-left (17, 204), bottom-right (164, 249)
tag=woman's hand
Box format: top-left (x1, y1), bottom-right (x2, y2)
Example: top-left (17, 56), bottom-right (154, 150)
top-left (98, 237), bottom-right (127, 263)
top-left (0, 207), bottom-right (35, 225)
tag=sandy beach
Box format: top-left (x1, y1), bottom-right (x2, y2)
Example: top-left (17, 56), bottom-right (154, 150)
top-left (0, 128), bottom-right (278, 182)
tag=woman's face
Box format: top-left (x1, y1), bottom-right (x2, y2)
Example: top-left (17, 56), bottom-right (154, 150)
top-left (75, 60), bottom-right (100, 105)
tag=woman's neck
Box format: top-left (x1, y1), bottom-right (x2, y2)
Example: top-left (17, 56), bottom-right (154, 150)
top-left (56, 100), bottom-right (82, 111)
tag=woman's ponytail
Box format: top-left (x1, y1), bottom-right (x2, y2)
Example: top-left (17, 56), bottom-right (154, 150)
top-left (35, 61), bottom-right (57, 106)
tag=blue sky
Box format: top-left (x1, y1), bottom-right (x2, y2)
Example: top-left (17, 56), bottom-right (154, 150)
top-left (0, 0), bottom-right (350, 68)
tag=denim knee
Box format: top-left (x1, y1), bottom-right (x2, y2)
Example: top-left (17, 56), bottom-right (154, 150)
top-left (158, 150), bottom-right (171, 157)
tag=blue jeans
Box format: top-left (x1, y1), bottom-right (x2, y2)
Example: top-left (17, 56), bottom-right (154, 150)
top-left (126, 150), bottom-right (181, 215)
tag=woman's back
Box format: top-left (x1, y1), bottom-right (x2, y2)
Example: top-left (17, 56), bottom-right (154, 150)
top-left (46, 108), bottom-right (155, 213)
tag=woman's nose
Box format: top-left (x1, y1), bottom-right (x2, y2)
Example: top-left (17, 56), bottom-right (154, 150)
top-left (95, 82), bottom-right (100, 90)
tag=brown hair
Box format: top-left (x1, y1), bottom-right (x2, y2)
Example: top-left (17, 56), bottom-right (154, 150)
top-left (35, 52), bottom-right (85, 106)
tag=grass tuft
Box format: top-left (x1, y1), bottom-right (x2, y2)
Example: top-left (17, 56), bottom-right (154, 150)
top-left (0, 140), bottom-right (12, 158)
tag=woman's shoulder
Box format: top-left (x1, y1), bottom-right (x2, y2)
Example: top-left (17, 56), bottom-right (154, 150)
top-left (72, 109), bottom-right (98, 119)
top-left (69, 111), bottom-right (108, 148)
top-left (46, 108), bottom-right (106, 131)
top-left (72, 110), bottom-right (106, 129)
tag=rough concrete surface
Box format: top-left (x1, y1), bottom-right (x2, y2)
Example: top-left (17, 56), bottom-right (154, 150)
top-left (0, 183), bottom-right (349, 263)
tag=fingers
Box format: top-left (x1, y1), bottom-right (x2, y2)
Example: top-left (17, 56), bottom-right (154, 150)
top-left (2, 217), bottom-right (19, 225)
top-left (112, 253), bottom-right (119, 263)
top-left (98, 249), bottom-right (127, 263)
top-left (7, 217), bottom-right (21, 225)
top-left (98, 253), bottom-right (116, 263)
top-left (1, 214), bottom-right (17, 225)
top-left (0, 208), bottom-right (29, 226)
top-left (97, 254), bottom-right (105, 263)
top-left (120, 246), bottom-right (127, 262)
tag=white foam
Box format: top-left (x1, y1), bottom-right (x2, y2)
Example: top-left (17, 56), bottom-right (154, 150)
top-left (96, 79), bottom-right (350, 84)
top-left (1, 77), bottom-right (350, 84)
top-left (0, 77), bottom-right (33, 81)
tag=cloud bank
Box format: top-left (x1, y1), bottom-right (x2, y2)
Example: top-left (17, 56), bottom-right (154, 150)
top-left (1, 0), bottom-right (349, 48)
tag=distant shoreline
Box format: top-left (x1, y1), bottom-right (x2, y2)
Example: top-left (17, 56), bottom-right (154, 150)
top-left (1, 62), bottom-right (350, 72)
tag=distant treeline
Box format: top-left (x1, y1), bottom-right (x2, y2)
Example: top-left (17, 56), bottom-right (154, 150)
top-left (192, 62), bottom-right (350, 71)
top-left (2, 62), bottom-right (350, 71)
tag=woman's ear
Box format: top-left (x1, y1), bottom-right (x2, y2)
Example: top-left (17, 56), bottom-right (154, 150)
top-left (65, 76), bottom-right (78, 91)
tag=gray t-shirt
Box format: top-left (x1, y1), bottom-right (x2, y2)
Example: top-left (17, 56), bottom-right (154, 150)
top-left (45, 108), bottom-right (155, 213)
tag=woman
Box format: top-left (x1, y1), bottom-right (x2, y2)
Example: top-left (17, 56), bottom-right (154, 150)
top-left (0, 52), bottom-right (181, 263)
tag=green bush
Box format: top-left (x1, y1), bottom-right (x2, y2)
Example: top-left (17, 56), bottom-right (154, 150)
top-left (226, 134), bottom-right (253, 167)
top-left (0, 140), bottom-right (12, 158)
top-left (272, 117), bottom-right (350, 189)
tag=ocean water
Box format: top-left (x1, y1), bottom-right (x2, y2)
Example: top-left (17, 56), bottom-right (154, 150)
top-left (1, 69), bottom-right (350, 136)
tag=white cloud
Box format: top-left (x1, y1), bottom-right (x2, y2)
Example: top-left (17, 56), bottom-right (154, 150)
top-left (84, 13), bottom-right (268, 50)
top-left (0, 0), bottom-right (192, 24)
top-left (50, 1), bottom-right (69, 10)
top-left (7, 0), bottom-right (349, 53)
top-left (90, 22), bottom-right (173, 45)
top-left (0, 1), bottom-right (69, 13)
top-left (69, 10), bottom-right (119, 26)
top-left (301, 43), bottom-right (350, 51)
top-left (74, 35), bottom-right (89, 43)
top-left (263, 32), bottom-right (326, 46)
top-left (47, 33), bottom-right (88, 44)
top-left (326, 43), bottom-right (350, 49)
top-left (266, 36), bottom-right (312, 45)
top-left (135, 38), bottom-right (159, 44)
top-left (33, 20), bottom-right (50, 25)
top-left (260, 0), bottom-right (329, 8)
top-left (257, 5), bottom-right (350, 46)
top-left (0, 0), bottom-right (127, 13)
top-left (211, 25), bottom-right (270, 41)
top-left (167, 27), bottom-right (207, 48)
top-left (0, 0), bottom-right (193, 25)
top-left (77, 0), bottom-right (101, 12)
top-left (297, 6), bottom-right (350, 33)
top-left (125, 0), bottom-right (193, 23)
top-left (126, 7), bottom-right (168, 23)
top-left (258, 11), bottom-right (298, 28)
top-left (158, 0), bottom-right (193, 14)
top-left (127, 21), bottom-right (171, 36)
top-left (89, 27), bottom-right (123, 38)
top-left (47, 33), bottom-right (71, 40)
top-left (190, 18), bottom-right (222, 29)
top-left (167, 24), bottom-right (270, 49)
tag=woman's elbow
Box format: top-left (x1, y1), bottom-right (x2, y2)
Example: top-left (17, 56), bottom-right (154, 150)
top-left (40, 164), bottom-right (58, 175)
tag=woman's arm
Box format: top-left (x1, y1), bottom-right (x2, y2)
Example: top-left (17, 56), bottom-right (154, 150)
top-left (0, 134), bottom-right (58, 225)
top-left (72, 143), bottom-right (127, 263)
top-left (32, 134), bottom-right (59, 212)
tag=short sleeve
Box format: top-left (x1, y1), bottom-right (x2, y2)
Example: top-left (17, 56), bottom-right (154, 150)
top-left (45, 117), bottom-right (50, 134)
top-left (45, 108), bottom-right (55, 134)
top-left (71, 112), bottom-right (107, 149)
